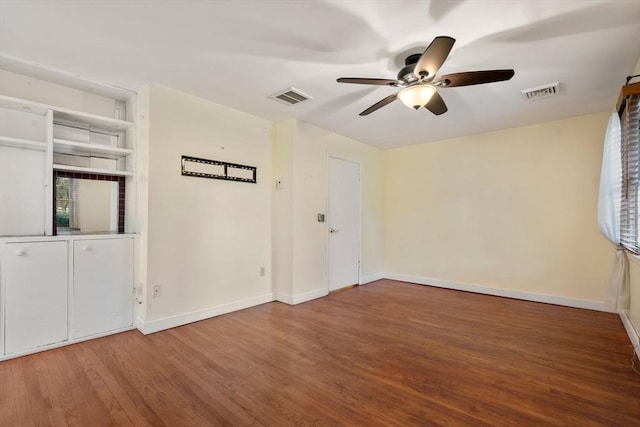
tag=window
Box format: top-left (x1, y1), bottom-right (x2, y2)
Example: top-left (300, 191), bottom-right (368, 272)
top-left (53, 171), bottom-right (125, 235)
top-left (620, 93), bottom-right (640, 253)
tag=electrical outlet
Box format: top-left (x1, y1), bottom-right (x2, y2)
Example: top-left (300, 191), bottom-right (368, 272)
top-left (260, 266), bottom-right (266, 277)
top-left (152, 285), bottom-right (162, 298)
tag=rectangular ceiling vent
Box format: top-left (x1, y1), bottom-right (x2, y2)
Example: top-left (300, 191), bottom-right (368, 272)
top-left (269, 87), bottom-right (313, 106)
top-left (521, 82), bottom-right (560, 101)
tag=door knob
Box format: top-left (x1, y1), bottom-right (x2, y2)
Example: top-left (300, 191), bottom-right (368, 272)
top-left (329, 228), bottom-right (338, 233)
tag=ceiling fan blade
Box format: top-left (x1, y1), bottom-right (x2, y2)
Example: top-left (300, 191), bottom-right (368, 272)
top-left (438, 70), bottom-right (515, 87)
top-left (337, 77), bottom-right (399, 86)
top-left (359, 94), bottom-right (398, 116)
top-left (424, 91), bottom-right (447, 115)
top-left (414, 36), bottom-right (456, 79)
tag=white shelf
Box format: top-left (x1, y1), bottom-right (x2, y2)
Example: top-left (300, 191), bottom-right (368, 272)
top-left (53, 164), bottom-right (134, 177)
top-left (0, 94), bottom-right (134, 131)
top-left (0, 135), bottom-right (47, 151)
top-left (54, 110), bottom-right (132, 132)
top-left (0, 95), bottom-right (48, 115)
top-left (53, 138), bottom-right (133, 159)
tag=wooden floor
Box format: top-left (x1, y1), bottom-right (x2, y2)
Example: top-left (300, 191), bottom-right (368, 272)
top-left (1, 280), bottom-right (639, 426)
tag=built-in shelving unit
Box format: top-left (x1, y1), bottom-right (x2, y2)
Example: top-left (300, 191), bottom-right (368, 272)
top-left (0, 75), bottom-right (137, 361)
top-left (0, 93), bottom-right (134, 167)
top-left (0, 93), bottom-right (136, 237)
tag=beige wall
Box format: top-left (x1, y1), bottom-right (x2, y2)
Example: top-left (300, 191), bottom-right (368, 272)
top-left (143, 84), bottom-right (272, 322)
top-left (384, 112), bottom-right (613, 305)
top-left (272, 120), bottom-right (385, 302)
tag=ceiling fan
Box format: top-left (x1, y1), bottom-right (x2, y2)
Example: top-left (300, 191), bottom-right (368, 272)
top-left (337, 36), bottom-right (515, 116)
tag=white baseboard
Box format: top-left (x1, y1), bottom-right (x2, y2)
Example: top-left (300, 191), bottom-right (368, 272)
top-left (274, 293), bottom-right (294, 304)
top-left (275, 287), bottom-right (328, 305)
top-left (137, 292), bottom-right (275, 335)
top-left (620, 310), bottom-right (640, 355)
top-left (385, 273), bottom-right (612, 313)
top-left (0, 325), bottom-right (136, 362)
top-left (136, 273), bottom-right (616, 334)
top-left (360, 273), bottom-right (385, 284)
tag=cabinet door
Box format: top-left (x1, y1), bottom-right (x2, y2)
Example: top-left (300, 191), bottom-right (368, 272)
top-left (73, 238), bottom-right (133, 339)
top-left (4, 241), bottom-right (68, 355)
top-left (0, 146), bottom-right (45, 236)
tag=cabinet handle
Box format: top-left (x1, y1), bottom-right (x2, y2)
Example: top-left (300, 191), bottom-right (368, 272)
top-left (81, 246), bottom-right (92, 252)
top-left (15, 249), bottom-right (26, 256)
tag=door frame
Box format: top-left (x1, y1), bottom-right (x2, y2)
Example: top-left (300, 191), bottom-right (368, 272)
top-left (326, 154), bottom-right (362, 292)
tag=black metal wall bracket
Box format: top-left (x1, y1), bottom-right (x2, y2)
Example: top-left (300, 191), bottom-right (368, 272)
top-left (181, 155), bottom-right (257, 184)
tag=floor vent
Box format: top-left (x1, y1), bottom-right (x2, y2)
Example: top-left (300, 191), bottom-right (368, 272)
top-left (269, 87), bottom-right (313, 105)
top-left (521, 82), bottom-right (560, 101)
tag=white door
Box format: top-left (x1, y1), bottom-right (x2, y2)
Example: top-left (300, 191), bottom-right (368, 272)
top-left (328, 157), bottom-right (360, 291)
top-left (4, 241), bottom-right (68, 355)
top-left (73, 238), bottom-right (134, 339)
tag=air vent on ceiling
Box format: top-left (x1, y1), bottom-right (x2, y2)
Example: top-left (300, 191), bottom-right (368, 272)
top-left (269, 87), bottom-right (313, 105)
top-left (521, 82), bottom-right (560, 101)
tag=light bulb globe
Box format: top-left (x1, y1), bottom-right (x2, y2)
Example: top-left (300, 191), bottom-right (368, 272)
top-left (398, 85), bottom-right (436, 110)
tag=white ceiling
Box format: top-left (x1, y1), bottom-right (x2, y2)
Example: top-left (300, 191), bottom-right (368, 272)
top-left (1, 0), bottom-right (639, 149)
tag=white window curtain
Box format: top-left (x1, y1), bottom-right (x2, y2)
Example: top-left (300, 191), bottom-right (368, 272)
top-left (598, 112), bottom-right (628, 312)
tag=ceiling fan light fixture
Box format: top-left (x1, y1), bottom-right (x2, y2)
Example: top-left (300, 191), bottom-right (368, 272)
top-left (398, 84), bottom-right (436, 110)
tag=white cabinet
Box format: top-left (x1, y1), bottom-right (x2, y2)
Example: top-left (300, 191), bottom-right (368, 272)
top-left (3, 241), bottom-right (68, 355)
top-left (0, 105), bottom-right (50, 236)
top-left (73, 238), bottom-right (134, 339)
top-left (0, 236), bottom-right (135, 360)
top-left (0, 147), bottom-right (47, 236)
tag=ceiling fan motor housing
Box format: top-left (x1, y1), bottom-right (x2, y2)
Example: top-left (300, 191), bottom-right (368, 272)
top-left (398, 64), bottom-right (419, 83)
top-left (398, 53), bottom-right (432, 83)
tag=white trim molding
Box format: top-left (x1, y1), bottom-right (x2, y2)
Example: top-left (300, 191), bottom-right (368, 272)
top-left (0, 325), bottom-right (136, 362)
top-left (276, 288), bottom-right (328, 305)
top-left (137, 292), bottom-right (275, 335)
top-left (385, 273), bottom-right (613, 313)
top-left (620, 310), bottom-right (640, 356)
top-left (360, 273), bottom-right (385, 285)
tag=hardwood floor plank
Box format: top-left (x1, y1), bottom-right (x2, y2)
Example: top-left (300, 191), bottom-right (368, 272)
top-left (68, 346), bottom-right (136, 426)
top-left (1, 280), bottom-right (639, 426)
